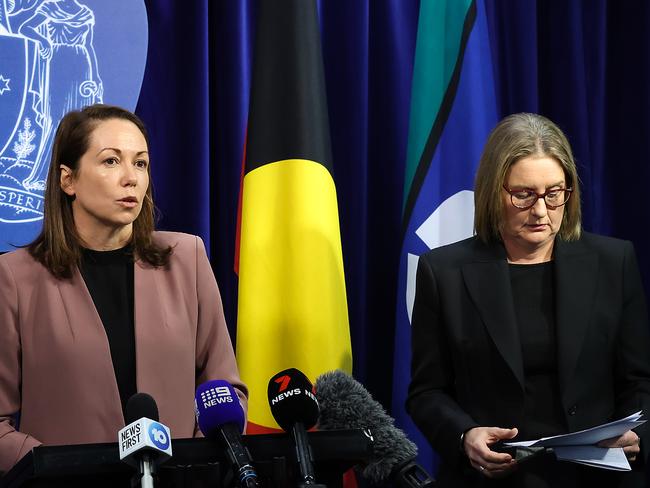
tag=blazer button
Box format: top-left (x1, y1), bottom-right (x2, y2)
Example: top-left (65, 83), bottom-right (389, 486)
top-left (568, 405), bottom-right (577, 416)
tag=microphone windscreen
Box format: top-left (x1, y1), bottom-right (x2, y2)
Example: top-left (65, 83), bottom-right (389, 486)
top-left (267, 368), bottom-right (319, 431)
top-left (195, 380), bottom-right (245, 435)
top-left (315, 370), bottom-right (418, 483)
top-left (125, 392), bottom-right (159, 424)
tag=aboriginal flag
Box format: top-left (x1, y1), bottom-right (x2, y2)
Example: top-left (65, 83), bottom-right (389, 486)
top-left (236, 0), bottom-right (352, 433)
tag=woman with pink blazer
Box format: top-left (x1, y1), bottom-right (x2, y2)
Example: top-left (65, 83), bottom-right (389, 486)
top-left (0, 104), bottom-right (247, 473)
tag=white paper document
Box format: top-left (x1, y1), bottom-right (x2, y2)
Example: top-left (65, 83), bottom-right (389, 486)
top-left (504, 411), bottom-right (645, 471)
top-left (554, 446), bottom-right (631, 471)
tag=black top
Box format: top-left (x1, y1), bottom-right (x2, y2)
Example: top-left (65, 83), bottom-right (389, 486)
top-left (509, 261), bottom-right (566, 440)
top-left (80, 246), bottom-right (136, 413)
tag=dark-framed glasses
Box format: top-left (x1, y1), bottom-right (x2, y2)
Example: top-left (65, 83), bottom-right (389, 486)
top-left (502, 186), bottom-right (573, 210)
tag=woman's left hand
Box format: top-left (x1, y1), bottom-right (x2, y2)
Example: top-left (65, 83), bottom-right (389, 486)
top-left (598, 430), bottom-right (640, 462)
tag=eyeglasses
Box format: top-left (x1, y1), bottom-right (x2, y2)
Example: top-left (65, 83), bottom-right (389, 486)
top-left (502, 185), bottom-right (573, 210)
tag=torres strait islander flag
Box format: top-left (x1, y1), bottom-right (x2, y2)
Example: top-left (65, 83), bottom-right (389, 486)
top-left (391, 0), bottom-right (499, 473)
top-left (235, 0), bottom-right (352, 433)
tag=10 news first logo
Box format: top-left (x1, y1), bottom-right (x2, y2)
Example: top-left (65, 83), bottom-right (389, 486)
top-left (118, 417), bottom-right (172, 464)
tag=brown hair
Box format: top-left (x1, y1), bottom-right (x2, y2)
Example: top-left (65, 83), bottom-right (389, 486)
top-left (28, 104), bottom-right (172, 278)
top-left (474, 113), bottom-right (582, 243)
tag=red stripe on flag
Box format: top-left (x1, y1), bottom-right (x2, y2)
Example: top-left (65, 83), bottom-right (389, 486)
top-left (343, 468), bottom-right (358, 488)
top-left (234, 128), bottom-right (248, 275)
top-left (244, 421), bottom-right (282, 435)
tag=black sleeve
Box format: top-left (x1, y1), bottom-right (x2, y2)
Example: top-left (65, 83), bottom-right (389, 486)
top-left (406, 255), bottom-right (478, 468)
top-left (614, 241), bottom-right (650, 463)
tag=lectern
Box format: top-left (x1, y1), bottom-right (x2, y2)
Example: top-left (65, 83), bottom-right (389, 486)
top-left (0, 429), bottom-right (372, 488)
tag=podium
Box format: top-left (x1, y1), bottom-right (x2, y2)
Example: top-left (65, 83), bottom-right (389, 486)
top-left (0, 429), bottom-right (372, 488)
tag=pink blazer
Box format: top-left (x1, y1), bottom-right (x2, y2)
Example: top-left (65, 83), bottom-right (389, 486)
top-left (0, 232), bottom-right (247, 473)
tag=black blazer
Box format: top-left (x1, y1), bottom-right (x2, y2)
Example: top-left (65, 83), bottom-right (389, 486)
top-left (406, 232), bottom-right (650, 484)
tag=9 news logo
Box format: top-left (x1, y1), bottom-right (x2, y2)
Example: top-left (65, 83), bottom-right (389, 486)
top-left (148, 421), bottom-right (170, 450)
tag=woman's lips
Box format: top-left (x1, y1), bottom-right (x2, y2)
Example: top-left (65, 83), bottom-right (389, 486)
top-left (526, 224), bottom-right (548, 231)
top-left (117, 199), bottom-right (138, 208)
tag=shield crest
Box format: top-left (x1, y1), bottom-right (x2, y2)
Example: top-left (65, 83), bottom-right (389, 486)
top-left (0, 33), bottom-right (28, 157)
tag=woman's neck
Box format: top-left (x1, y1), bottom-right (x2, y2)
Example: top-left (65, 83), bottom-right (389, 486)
top-left (76, 225), bottom-right (133, 251)
top-left (503, 239), bottom-right (554, 264)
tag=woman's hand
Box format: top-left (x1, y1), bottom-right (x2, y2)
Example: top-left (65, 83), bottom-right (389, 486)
top-left (463, 426), bottom-right (519, 478)
top-left (598, 430), bottom-right (640, 462)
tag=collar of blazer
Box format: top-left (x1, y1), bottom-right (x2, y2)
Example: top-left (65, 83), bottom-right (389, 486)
top-left (461, 236), bottom-right (599, 397)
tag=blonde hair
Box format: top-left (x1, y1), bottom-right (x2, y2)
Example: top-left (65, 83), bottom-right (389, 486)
top-left (474, 113), bottom-right (581, 243)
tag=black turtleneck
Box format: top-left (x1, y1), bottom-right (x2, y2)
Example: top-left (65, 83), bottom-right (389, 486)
top-left (509, 261), bottom-right (566, 440)
top-left (80, 245), bottom-right (136, 413)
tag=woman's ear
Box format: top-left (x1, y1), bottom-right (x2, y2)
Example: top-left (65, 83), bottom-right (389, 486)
top-left (60, 164), bottom-right (75, 196)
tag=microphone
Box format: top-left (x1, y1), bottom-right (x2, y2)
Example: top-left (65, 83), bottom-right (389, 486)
top-left (315, 370), bottom-right (435, 488)
top-left (267, 368), bottom-right (326, 488)
top-left (195, 380), bottom-right (258, 488)
top-left (118, 393), bottom-right (172, 488)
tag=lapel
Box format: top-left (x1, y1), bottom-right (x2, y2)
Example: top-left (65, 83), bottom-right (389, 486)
top-left (56, 267), bottom-right (123, 419)
top-left (56, 266), bottom-right (114, 357)
top-left (461, 241), bottom-right (525, 390)
top-left (553, 237), bottom-right (599, 397)
top-left (133, 259), bottom-right (165, 390)
top-left (55, 259), bottom-right (167, 405)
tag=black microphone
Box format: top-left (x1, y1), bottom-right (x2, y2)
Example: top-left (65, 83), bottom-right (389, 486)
top-left (268, 368), bottom-right (326, 488)
top-left (315, 370), bottom-right (435, 488)
top-left (119, 393), bottom-right (172, 488)
top-left (195, 380), bottom-right (258, 488)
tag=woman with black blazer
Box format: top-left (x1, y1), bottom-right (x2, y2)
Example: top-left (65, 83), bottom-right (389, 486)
top-left (407, 113), bottom-right (650, 487)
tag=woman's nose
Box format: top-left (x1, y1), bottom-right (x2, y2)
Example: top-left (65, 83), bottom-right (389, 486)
top-left (121, 164), bottom-right (137, 186)
top-left (530, 197), bottom-right (548, 216)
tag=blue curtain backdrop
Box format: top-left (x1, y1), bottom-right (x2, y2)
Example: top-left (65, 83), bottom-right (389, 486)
top-left (136, 0), bottom-right (650, 450)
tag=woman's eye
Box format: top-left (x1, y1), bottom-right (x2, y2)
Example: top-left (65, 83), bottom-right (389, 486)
top-left (104, 157), bottom-right (118, 166)
top-left (513, 191), bottom-right (533, 200)
top-left (135, 160), bottom-right (148, 169)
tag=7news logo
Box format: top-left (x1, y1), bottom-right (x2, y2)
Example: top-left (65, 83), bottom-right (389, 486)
top-left (274, 375), bottom-right (292, 392)
top-left (200, 386), bottom-right (234, 408)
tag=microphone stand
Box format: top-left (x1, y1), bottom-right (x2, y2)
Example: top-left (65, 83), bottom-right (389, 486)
top-left (219, 423), bottom-right (259, 488)
top-left (133, 453), bottom-right (155, 488)
top-left (392, 460), bottom-right (435, 488)
top-left (291, 422), bottom-right (327, 488)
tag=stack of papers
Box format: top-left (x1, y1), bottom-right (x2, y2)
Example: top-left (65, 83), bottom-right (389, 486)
top-left (504, 411), bottom-right (645, 471)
